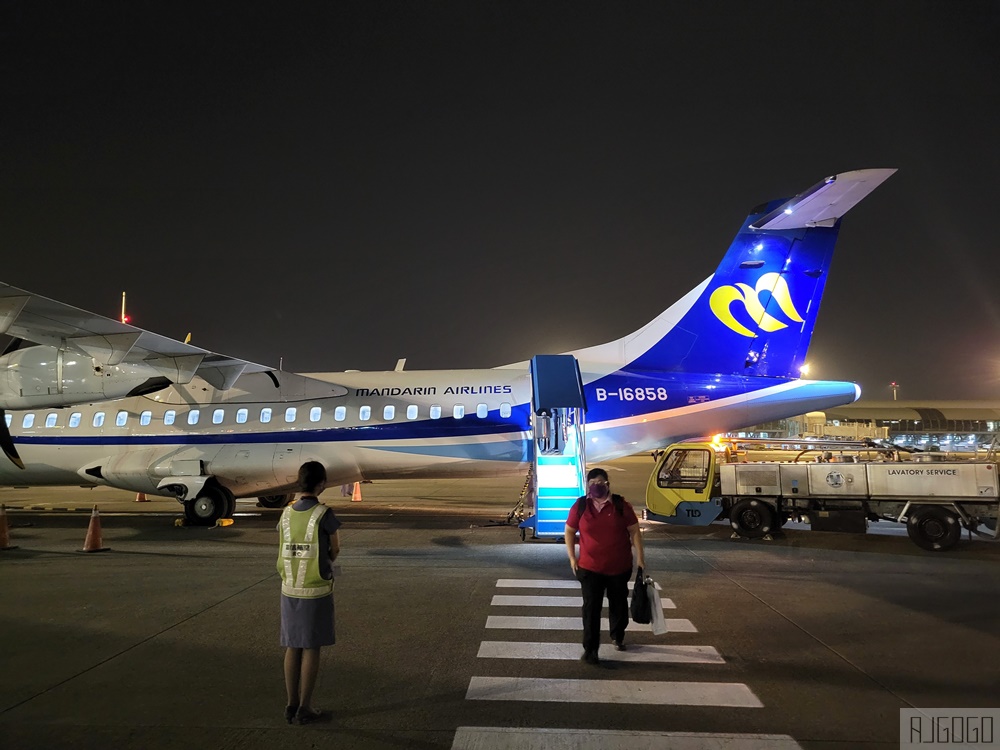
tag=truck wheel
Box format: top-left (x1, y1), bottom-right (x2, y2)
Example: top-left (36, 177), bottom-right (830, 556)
top-left (906, 506), bottom-right (961, 551)
top-left (729, 498), bottom-right (775, 539)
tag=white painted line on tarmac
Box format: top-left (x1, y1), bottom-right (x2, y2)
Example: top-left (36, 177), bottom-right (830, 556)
top-left (452, 727), bottom-right (802, 749)
top-left (491, 594), bottom-right (675, 609)
top-left (477, 641), bottom-right (724, 663)
top-left (465, 676), bottom-right (763, 707)
top-left (496, 579), bottom-right (575, 589)
top-left (496, 578), bottom-right (661, 590)
top-left (485, 616), bottom-right (696, 632)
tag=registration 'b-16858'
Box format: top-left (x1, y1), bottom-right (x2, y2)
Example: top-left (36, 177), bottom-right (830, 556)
top-left (0, 169), bottom-right (894, 525)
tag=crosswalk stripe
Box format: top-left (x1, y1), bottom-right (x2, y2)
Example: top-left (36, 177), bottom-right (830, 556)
top-left (452, 727), bottom-right (802, 749)
top-left (496, 578), bottom-right (662, 590)
top-left (491, 594), bottom-right (676, 609)
top-left (465, 676), bottom-right (763, 707)
top-left (477, 641), bottom-right (724, 663)
top-left (485, 615), bottom-right (696, 633)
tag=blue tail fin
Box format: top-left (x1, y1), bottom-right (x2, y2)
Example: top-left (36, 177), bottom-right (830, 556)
top-left (574, 169), bottom-right (894, 378)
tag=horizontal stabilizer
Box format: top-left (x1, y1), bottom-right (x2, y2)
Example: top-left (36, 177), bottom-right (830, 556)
top-left (751, 168), bottom-right (896, 230)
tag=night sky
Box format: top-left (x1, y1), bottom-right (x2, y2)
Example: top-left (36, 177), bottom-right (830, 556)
top-left (3, 2), bottom-right (998, 400)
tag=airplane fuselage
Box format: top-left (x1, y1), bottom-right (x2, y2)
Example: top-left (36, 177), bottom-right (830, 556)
top-left (1, 365), bottom-right (858, 498)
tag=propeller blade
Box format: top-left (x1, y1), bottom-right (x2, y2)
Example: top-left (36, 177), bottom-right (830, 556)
top-left (0, 409), bottom-right (25, 470)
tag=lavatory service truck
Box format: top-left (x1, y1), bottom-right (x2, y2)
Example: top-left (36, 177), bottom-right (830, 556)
top-left (644, 442), bottom-right (1000, 551)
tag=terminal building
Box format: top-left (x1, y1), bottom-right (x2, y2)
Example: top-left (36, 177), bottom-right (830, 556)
top-left (739, 401), bottom-right (1000, 451)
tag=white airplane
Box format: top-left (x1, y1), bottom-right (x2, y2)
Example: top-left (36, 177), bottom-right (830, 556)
top-left (0, 169), bottom-right (894, 525)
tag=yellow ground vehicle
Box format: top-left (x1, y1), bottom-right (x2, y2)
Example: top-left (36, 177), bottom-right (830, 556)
top-left (645, 442), bottom-right (1000, 551)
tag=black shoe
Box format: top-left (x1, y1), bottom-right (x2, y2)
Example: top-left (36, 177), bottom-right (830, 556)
top-left (295, 707), bottom-right (328, 725)
top-left (580, 650), bottom-right (600, 665)
top-left (614, 640), bottom-right (627, 651)
top-left (284, 705), bottom-right (298, 724)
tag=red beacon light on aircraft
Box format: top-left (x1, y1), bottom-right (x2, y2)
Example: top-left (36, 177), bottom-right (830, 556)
top-left (120, 292), bottom-right (131, 325)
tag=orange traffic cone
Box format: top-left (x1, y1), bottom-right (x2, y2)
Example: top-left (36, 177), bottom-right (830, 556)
top-left (0, 503), bottom-right (16, 551)
top-left (81, 505), bottom-right (110, 553)
top-left (135, 492), bottom-right (149, 503)
top-left (351, 482), bottom-right (362, 502)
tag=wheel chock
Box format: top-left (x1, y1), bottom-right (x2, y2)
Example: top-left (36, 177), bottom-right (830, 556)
top-left (174, 518), bottom-right (188, 527)
top-left (213, 518), bottom-right (234, 528)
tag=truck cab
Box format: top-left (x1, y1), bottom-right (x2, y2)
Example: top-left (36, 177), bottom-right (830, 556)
top-left (644, 442), bottom-right (724, 526)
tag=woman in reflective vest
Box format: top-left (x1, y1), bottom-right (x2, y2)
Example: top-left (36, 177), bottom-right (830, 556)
top-left (277, 460), bottom-right (341, 725)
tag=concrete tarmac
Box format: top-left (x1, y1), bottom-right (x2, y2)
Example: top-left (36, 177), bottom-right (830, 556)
top-left (2, 456), bottom-right (999, 749)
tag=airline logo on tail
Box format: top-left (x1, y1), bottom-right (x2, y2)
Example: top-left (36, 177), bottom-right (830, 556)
top-left (708, 273), bottom-right (804, 338)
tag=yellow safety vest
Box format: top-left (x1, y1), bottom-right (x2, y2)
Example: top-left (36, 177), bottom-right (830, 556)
top-left (276, 504), bottom-right (333, 599)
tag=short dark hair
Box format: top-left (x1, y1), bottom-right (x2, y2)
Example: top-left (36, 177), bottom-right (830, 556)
top-left (587, 467), bottom-right (609, 482)
top-left (297, 461), bottom-right (327, 493)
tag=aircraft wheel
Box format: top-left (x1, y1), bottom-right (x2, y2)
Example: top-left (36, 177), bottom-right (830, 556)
top-left (184, 487), bottom-right (229, 526)
top-left (223, 491), bottom-right (236, 519)
top-left (729, 498), bottom-right (775, 539)
top-left (258, 494), bottom-right (292, 509)
top-left (906, 506), bottom-right (961, 551)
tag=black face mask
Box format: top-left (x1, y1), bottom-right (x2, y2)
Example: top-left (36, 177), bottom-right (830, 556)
top-left (588, 482), bottom-right (609, 499)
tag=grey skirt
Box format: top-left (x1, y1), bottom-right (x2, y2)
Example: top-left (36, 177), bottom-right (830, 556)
top-left (280, 593), bottom-right (335, 648)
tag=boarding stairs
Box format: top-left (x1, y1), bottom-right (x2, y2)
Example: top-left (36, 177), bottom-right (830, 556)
top-left (518, 355), bottom-right (588, 540)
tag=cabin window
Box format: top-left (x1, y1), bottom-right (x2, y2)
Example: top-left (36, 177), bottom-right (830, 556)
top-left (212, 409), bottom-right (224, 425)
top-left (45, 413), bottom-right (58, 428)
top-left (92, 412), bottom-right (105, 428)
top-left (116, 411), bottom-right (128, 427)
top-left (499, 402), bottom-right (511, 419)
top-left (285, 407), bottom-right (297, 423)
top-left (430, 405), bottom-right (442, 420)
top-left (657, 448), bottom-right (712, 491)
top-left (236, 408), bottom-right (248, 424)
top-left (406, 405), bottom-right (418, 420)
top-left (476, 403), bottom-right (488, 419)
top-left (4, 413), bottom-right (10, 428)
top-left (309, 406), bottom-right (322, 422)
top-left (359, 406), bottom-right (371, 421)
top-left (260, 407), bottom-right (272, 423)
top-left (22, 413), bottom-right (35, 429)
top-left (69, 412), bottom-right (82, 428)
top-left (383, 405), bottom-right (395, 420)
top-left (334, 406), bottom-right (346, 422)
top-left (188, 410), bottom-right (200, 425)
top-left (140, 411), bottom-right (152, 426)
top-left (164, 410), bottom-right (176, 426)
top-left (453, 404), bottom-right (465, 419)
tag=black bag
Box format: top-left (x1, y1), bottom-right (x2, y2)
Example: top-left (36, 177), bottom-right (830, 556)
top-left (630, 566), bottom-right (652, 624)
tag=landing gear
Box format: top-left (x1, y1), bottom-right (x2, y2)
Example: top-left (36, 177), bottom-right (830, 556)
top-left (729, 498), bottom-right (775, 539)
top-left (183, 485), bottom-right (235, 526)
top-left (906, 506), bottom-right (961, 551)
top-left (258, 494), bottom-right (293, 509)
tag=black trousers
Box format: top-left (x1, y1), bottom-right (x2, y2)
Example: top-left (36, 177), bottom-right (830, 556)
top-left (577, 567), bottom-right (632, 653)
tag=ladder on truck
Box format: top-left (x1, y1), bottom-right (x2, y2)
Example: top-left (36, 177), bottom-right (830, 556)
top-left (518, 354), bottom-right (588, 540)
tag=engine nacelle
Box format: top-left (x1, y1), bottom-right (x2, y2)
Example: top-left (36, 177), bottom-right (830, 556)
top-left (0, 345), bottom-right (170, 409)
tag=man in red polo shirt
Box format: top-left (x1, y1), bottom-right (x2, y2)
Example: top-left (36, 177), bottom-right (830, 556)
top-left (565, 467), bottom-right (646, 664)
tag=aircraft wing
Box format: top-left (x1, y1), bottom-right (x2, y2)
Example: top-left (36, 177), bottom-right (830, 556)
top-left (0, 282), bottom-right (272, 390)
